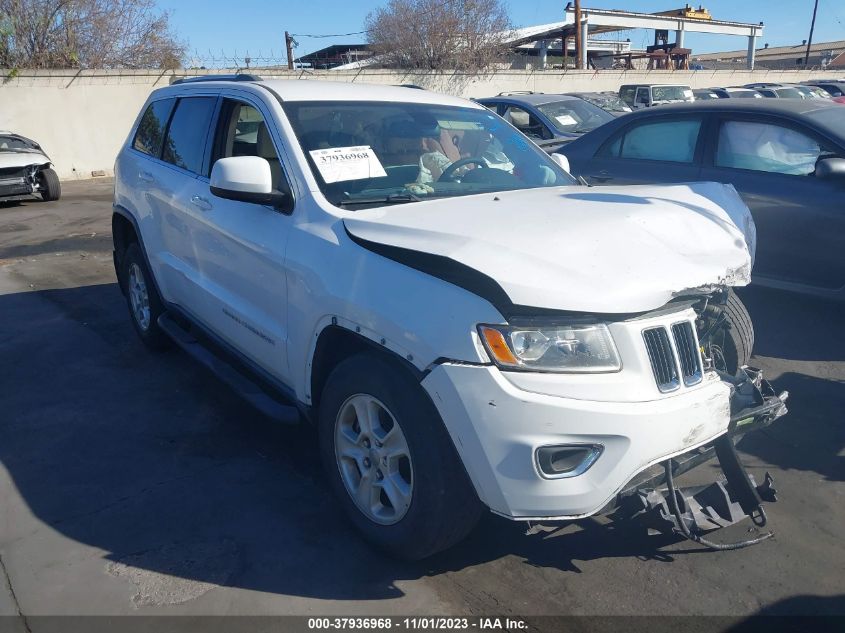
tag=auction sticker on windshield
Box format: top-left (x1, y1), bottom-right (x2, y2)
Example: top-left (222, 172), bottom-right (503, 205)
top-left (555, 114), bottom-right (578, 127)
top-left (309, 146), bottom-right (387, 183)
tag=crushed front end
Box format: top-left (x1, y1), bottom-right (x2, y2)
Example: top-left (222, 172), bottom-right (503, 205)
top-left (422, 286), bottom-right (789, 550)
top-left (0, 164), bottom-right (39, 199)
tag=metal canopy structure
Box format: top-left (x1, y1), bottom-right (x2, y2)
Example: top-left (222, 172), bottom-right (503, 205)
top-left (512, 5), bottom-right (765, 70)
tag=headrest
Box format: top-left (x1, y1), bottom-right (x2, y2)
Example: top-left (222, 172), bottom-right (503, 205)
top-left (507, 110), bottom-right (530, 127)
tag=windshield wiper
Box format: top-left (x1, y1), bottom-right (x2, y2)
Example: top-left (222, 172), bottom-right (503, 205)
top-left (337, 193), bottom-right (422, 207)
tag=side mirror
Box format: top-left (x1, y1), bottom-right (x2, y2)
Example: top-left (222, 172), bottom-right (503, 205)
top-left (550, 153), bottom-right (570, 173)
top-left (210, 156), bottom-right (291, 211)
top-left (815, 157), bottom-right (845, 180)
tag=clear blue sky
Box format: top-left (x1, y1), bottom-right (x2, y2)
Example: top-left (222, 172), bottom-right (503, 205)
top-left (157, 0), bottom-right (845, 64)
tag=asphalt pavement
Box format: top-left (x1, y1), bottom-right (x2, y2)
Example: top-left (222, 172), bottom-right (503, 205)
top-left (0, 180), bottom-right (843, 629)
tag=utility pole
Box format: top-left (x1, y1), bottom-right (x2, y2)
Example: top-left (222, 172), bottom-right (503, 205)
top-left (804, 0), bottom-right (819, 68)
top-left (285, 31), bottom-right (294, 70)
top-left (574, 0), bottom-right (582, 70)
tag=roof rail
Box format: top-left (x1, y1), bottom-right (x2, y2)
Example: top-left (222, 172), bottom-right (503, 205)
top-left (171, 73), bottom-right (263, 85)
top-left (497, 90), bottom-right (537, 96)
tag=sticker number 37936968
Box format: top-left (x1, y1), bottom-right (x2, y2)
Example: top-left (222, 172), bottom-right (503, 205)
top-left (308, 145), bottom-right (388, 183)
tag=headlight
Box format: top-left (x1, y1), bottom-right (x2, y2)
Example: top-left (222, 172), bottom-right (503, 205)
top-left (478, 323), bottom-right (621, 373)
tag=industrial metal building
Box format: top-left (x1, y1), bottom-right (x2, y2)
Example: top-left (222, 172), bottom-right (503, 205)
top-left (693, 39), bottom-right (845, 70)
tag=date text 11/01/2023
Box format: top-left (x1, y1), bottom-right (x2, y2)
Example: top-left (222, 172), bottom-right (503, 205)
top-left (307, 617), bottom-right (529, 630)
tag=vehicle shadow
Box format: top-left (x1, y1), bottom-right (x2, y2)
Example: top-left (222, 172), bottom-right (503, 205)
top-left (737, 285), bottom-right (845, 362)
top-left (724, 594), bottom-right (845, 630)
top-left (0, 283), bottom-right (841, 602)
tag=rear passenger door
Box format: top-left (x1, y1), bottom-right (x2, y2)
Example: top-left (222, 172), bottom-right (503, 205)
top-left (699, 116), bottom-right (845, 290)
top-left (580, 115), bottom-right (705, 185)
top-left (181, 94), bottom-right (296, 381)
top-left (126, 95), bottom-right (218, 306)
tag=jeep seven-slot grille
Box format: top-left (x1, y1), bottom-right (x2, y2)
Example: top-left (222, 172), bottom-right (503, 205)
top-left (642, 322), bottom-right (704, 392)
top-left (671, 321), bottom-right (703, 386)
top-left (642, 327), bottom-right (679, 392)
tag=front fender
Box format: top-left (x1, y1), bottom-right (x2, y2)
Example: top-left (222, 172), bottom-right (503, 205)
top-left (286, 220), bottom-right (502, 404)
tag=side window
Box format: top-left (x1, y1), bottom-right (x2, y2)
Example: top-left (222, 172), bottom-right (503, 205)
top-left (161, 97), bottom-right (217, 174)
top-left (635, 88), bottom-right (650, 106)
top-left (600, 119), bottom-right (702, 163)
top-left (619, 87), bottom-right (635, 106)
top-left (133, 98), bottom-right (176, 157)
top-left (212, 99), bottom-right (288, 192)
top-left (502, 105), bottom-right (552, 140)
top-left (715, 120), bottom-right (824, 176)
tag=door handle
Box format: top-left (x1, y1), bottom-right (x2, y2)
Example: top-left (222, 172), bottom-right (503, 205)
top-left (138, 170), bottom-right (155, 183)
top-left (190, 195), bottom-right (213, 211)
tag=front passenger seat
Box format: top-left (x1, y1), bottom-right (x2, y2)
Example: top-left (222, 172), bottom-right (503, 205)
top-left (256, 123), bottom-right (282, 189)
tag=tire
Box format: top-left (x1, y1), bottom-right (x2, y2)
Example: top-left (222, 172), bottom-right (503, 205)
top-left (38, 168), bottom-right (61, 201)
top-left (716, 290), bottom-right (754, 374)
top-left (122, 242), bottom-right (171, 351)
top-left (318, 352), bottom-right (483, 560)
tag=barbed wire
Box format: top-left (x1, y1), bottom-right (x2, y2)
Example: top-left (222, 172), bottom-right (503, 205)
top-left (183, 46), bottom-right (379, 70)
top-left (184, 50), bottom-right (292, 69)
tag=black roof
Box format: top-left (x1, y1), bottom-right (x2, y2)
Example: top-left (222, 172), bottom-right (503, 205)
top-left (638, 99), bottom-right (837, 116)
top-left (475, 93), bottom-right (582, 106)
top-left (611, 100), bottom-right (845, 141)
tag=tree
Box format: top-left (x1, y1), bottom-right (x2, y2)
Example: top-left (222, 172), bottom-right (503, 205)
top-left (365, 0), bottom-right (512, 71)
top-left (0, 0), bottom-right (185, 69)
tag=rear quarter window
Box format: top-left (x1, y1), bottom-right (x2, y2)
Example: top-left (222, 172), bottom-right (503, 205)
top-left (133, 98), bottom-right (176, 157)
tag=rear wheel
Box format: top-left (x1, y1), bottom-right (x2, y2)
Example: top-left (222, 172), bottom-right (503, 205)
top-left (122, 243), bottom-right (171, 351)
top-left (318, 353), bottom-right (483, 559)
top-left (38, 168), bottom-right (61, 201)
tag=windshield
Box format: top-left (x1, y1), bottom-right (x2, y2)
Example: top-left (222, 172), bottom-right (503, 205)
top-left (652, 86), bottom-right (692, 102)
top-left (729, 90), bottom-right (763, 98)
top-left (282, 101), bottom-right (576, 209)
top-left (536, 99), bottom-right (614, 133)
top-left (578, 93), bottom-right (631, 113)
top-left (806, 107), bottom-right (845, 140)
top-left (774, 88), bottom-right (803, 99)
top-left (0, 135), bottom-right (39, 152)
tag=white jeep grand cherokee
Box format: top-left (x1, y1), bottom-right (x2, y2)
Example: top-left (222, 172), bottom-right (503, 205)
top-left (113, 76), bottom-right (785, 559)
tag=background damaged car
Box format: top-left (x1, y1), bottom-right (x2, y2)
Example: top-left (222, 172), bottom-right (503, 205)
top-left (0, 131), bottom-right (61, 203)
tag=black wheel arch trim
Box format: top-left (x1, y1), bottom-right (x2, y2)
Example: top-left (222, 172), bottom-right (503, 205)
top-left (112, 204), bottom-right (164, 300)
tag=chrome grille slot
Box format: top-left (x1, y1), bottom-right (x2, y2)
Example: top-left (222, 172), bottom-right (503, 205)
top-left (672, 321), bottom-right (703, 386)
top-left (642, 327), bottom-right (679, 392)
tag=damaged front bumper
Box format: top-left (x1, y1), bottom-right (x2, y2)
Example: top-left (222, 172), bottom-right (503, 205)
top-left (612, 367), bottom-right (788, 546)
top-left (0, 164), bottom-right (42, 199)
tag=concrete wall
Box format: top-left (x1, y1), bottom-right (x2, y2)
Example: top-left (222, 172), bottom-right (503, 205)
top-left (0, 67), bottom-right (833, 180)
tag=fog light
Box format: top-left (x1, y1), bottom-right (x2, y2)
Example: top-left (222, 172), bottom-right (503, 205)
top-left (535, 444), bottom-right (603, 479)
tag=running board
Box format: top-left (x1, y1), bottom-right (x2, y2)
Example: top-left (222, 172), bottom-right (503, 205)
top-left (157, 313), bottom-right (301, 424)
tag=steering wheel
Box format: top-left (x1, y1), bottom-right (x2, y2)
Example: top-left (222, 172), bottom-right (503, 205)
top-left (438, 157), bottom-right (487, 182)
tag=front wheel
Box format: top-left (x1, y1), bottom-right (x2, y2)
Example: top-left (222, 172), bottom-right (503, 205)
top-left (699, 290), bottom-right (754, 374)
top-left (318, 353), bottom-right (482, 559)
top-left (38, 168), bottom-right (61, 201)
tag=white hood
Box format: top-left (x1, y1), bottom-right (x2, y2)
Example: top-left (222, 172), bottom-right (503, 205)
top-left (344, 182), bottom-right (756, 314)
top-left (0, 151), bottom-right (50, 169)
